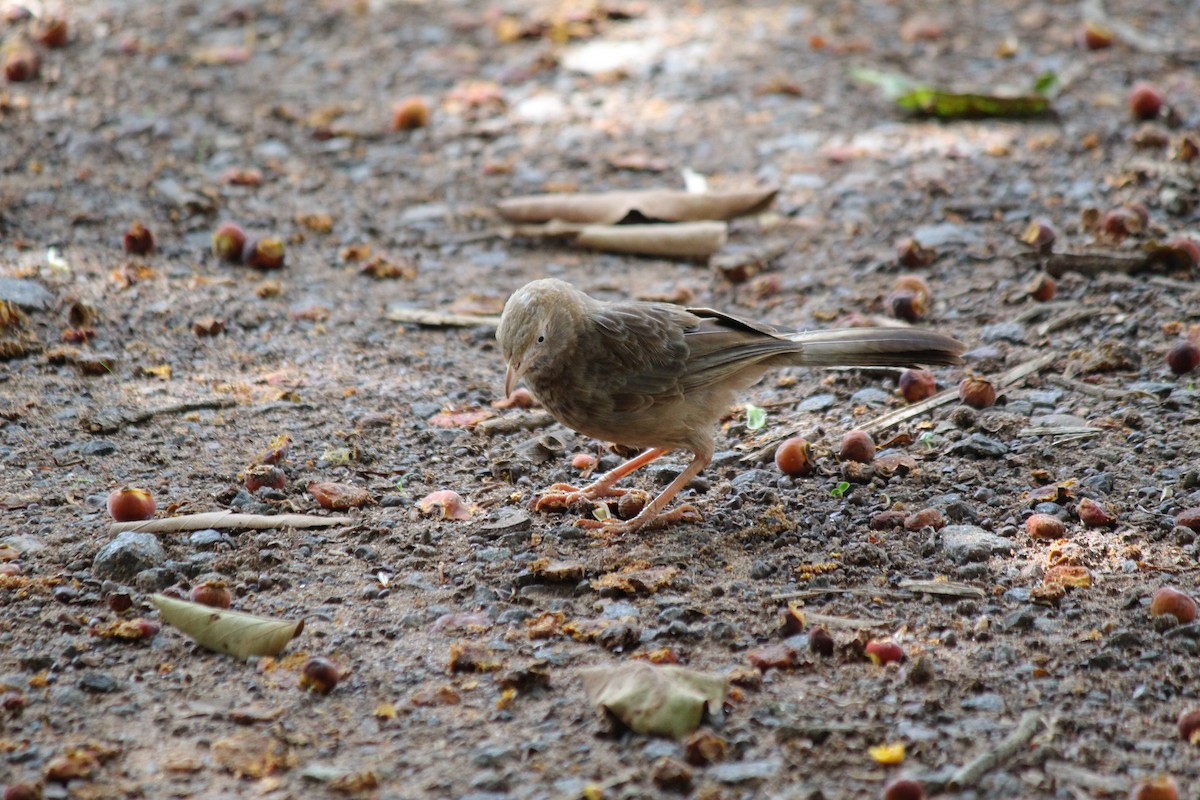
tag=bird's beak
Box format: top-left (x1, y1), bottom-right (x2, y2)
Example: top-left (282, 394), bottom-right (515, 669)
top-left (504, 363), bottom-right (518, 398)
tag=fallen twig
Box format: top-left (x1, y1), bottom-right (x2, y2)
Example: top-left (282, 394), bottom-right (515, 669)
top-left (897, 579), bottom-right (986, 599)
top-left (742, 352), bottom-right (1058, 463)
top-left (1043, 374), bottom-right (1150, 401)
top-left (948, 711), bottom-right (1045, 790)
top-left (383, 306), bottom-right (502, 328)
top-left (1041, 760), bottom-right (1126, 794)
top-left (109, 511), bottom-right (352, 535)
top-left (81, 398), bottom-right (237, 434)
top-left (476, 410), bottom-right (557, 436)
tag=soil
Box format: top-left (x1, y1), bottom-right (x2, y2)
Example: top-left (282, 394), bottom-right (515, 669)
top-left (2, 1), bottom-right (1200, 798)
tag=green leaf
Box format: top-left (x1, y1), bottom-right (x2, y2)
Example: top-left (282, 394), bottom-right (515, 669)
top-left (853, 67), bottom-right (1053, 118)
top-left (830, 481), bottom-right (851, 499)
top-left (744, 403), bottom-right (767, 431)
top-left (1033, 70), bottom-right (1060, 97)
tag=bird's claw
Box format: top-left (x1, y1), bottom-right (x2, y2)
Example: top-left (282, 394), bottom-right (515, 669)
top-left (532, 483), bottom-right (628, 512)
top-left (575, 503), bottom-right (703, 533)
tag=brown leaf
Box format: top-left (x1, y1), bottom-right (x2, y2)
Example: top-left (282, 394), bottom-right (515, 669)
top-left (427, 407), bottom-right (494, 428)
top-left (211, 732), bottom-right (295, 778)
top-left (593, 564), bottom-right (678, 596)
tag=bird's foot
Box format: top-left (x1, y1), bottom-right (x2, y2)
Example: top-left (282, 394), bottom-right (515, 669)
top-left (532, 483), bottom-right (629, 513)
top-left (576, 503), bottom-right (703, 534)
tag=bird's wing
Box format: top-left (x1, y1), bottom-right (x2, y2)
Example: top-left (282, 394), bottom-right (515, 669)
top-left (586, 304), bottom-right (799, 408)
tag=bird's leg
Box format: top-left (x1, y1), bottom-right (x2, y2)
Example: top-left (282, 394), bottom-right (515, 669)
top-left (577, 451), bottom-right (710, 533)
top-left (534, 447), bottom-right (671, 512)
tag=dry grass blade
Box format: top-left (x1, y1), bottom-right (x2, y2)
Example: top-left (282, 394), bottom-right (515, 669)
top-left (109, 511), bottom-right (352, 534)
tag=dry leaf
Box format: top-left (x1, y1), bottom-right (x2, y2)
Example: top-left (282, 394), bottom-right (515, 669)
top-left (580, 662), bottom-right (727, 739)
top-left (428, 407), bottom-right (494, 428)
top-left (593, 564), bottom-right (678, 596)
top-left (308, 481), bottom-right (372, 510)
top-left (496, 188), bottom-right (777, 224)
top-left (211, 732), bottom-right (295, 778)
top-left (574, 222), bottom-right (727, 258)
top-left (151, 594), bottom-right (304, 659)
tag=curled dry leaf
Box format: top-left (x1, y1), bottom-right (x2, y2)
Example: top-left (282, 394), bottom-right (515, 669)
top-left (580, 661), bottom-right (728, 740)
top-left (307, 481), bottom-right (372, 510)
top-left (151, 594), bottom-right (304, 659)
top-left (417, 490), bottom-right (472, 520)
top-left (496, 188), bottom-right (778, 225)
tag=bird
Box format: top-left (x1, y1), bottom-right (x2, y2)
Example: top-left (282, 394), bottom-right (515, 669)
top-left (496, 278), bottom-right (965, 533)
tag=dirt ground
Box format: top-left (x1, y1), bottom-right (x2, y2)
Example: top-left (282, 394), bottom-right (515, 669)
top-left (2, 0), bottom-right (1200, 798)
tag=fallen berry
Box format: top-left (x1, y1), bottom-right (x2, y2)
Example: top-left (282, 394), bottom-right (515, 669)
top-left (1150, 587), bottom-right (1197, 624)
top-left (189, 581), bottom-right (232, 609)
top-left (391, 96), bottom-right (431, 131)
top-left (242, 237), bottom-right (285, 270)
top-left (883, 778), bottom-right (925, 800)
top-left (1165, 341), bottom-right (1200, 375)
top-left (865, 639), bottom-right (904, 666)
top-left (212, 222), bottom-right (247, 262)
top-left (838, 430), bottom-right (875, 464)
top-left (898, 369), bottom-right (937, 403)
top-left (1129, 81), bottom-right (1165, 120)
top-left (774, 437), bottom-right (814, 477)
top-left (107, 486), bottom-right (156, 522)
top-left (1076, 497), bottom-right (1115, 527)
top-left (299, 657), bottom-right (340, 694)
top-left (1026, 513), bottom-right (1066, 540)
top-left (958, 376), bottom-right (996, 409)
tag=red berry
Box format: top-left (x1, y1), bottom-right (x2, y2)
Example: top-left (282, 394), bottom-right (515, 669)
top-left (838, 430), bottom-right (875, 464)
top-left (391, 97), bottom-right (431, 131)
top-left (883, 778), bottom-right (925, 800)
top-left (212, 222), bottom-right (247, 262)
top-left (1129, 81), bottom-right (1165, 120)
top-left (1026, 513), bottom-right (1066, 540)
top-left (898, 369), bottom-right (936, 403)
top-left (774, 437), bottom-right (814, 477)
top-left (1076, 21), bottom-right (1113, 50)
top-left (299, 657), bottom-right (340, 694)
top-left (1166, 341), bottom-right (1200, 375)
top-left (242, 237), bottom-right (285, 270)
top-left (1150, 587), bottom-right (1197, 624)
top-left (958, 376), bottom-right (996, 409)
top-left (107, 487), bottom-right (156, 522)
top-left (865, 639), bottom-right (904, 665)
top-left (189, 581), bottom-right (232, 609)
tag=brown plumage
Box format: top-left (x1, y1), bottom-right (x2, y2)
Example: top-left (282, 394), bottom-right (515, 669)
top-left (496, 278), bottom-right (964, 532)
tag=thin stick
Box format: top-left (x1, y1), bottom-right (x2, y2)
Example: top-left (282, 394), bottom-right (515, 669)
top-left (383, 307), bottom-right (502, 328)
top-left (109, 511), bottom-right (352, 535)
top-left (81, 398), bottom-right (237, 434)
top-left (948, 711), bottom-right (1044, 790)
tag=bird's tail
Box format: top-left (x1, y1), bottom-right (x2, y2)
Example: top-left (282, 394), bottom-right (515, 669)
top-left (785, 327), bottom-right (965, 368)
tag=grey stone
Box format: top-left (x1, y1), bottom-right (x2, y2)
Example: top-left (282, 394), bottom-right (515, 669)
top-left (0, 278), bottom-right (54, 310)
top-left (947, 434), bottom-right (1009, 458)
top-left (960, 692), bottom-right (1005, 712)
top-left (797, 393), bottom-right (836, 413)
top-left (81, 440), bottom-right (117, 456)
top-left (850, 387), bottom-right (891, 406)
top-left (709, 758), bottom-right (782, 785)
top-left (981, 322), bottom-right (1026, 344)
top-left (189, 529), bottom-right (232, 550)
top-left (93, 532), bottom-right (166, 581)
top-left (478, 510), bottom-right (533, 536)
top-left (941, 525), bottom-right (1014, 563)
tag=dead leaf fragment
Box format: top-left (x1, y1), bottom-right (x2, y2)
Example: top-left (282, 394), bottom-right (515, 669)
top-left (448, 641), bottom-right (502, 673)
top-left (427, 407), bottom-right (494, 428)
top-left (580, 662), bottom-right (728, 739)
top-left (151, 594), bottom-right (304, 659)
top-left (593, 564), bottom-right (678, 596)
top-left (211, 732), bottom-right (296, 778)
top-left (416, 490), bottom-right (472, 520)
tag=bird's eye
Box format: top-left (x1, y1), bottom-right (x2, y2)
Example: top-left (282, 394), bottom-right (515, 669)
top-left (536, 335), bottom-right (545, 343)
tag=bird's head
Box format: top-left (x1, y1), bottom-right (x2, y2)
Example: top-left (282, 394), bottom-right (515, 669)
top-left (496, 278), bottom-right (585, 398)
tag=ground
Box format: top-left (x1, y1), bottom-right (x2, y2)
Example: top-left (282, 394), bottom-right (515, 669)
top-left (2, 0), bottom-right (1200, 798)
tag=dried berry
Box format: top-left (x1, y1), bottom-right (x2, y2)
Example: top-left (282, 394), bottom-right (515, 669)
top-left (299, 657), bottom-right (340, 694)
top-left (1165, 341), bottom-right (1200, 375)
top-left (898, 369), bottom-right (937, 403)
top-left (903, 508), bottom-right (945, 531)
top-left (1076, 21), bottom-right (1113, 50)
top-left (808, 625), bottom-right (834, 657)
top-left (212, 222), bottom-right (247, 262)
top-left (244, 464), bottom-right (286, 492)
top-left (391, 96), bottom-right (432, 131)
top-left (865, 640), bottom-right (904, 665)
top-left (886, 290), bottom-right (927, 323)
top-left (122, 222), bottom-right (155, 255)
top-left (1020, 219), bottom-right (1056, 253)
top-left (1177, 708), bottom-right (1200, 744)
top-left (106, 592), bottom-right (133, 613)
top-left (32, 16), bottom-right (69, 48)
top-left (189, 581), bottom-right (232, 609)
top-left (893, 274), bottom-right (931, 304)
top-left (1157, 238), bottom-right (1200, 271)
top-left (1026, 272), bottom-right (1057, 302)
top-left (1150, 587), bottom-right (1197, 624)
top-left (3, 44), bottom-right (39, 82)
top-left (883, 778), bottom-right (925, 800)
top-left (838, 430), bottom-right (875, 464)
top-left (1129, 81), bottom-right (1165, 120)
top-left (2, 782), bottom-right (42, 800)
top-left (1133, 776), bottom-right (1179, 800)
top-left (1026, 513), bottom-right (1066, 540)
top-left (1076, 497), bottom-right (1115, 527)
top-left (958, 376), bottom-right (996, 409)
top-left (774, 437), bottom-right (814, 477)
top-left (896, 238), bottom-right (934, 268)
top-left (1100, 207), bottom-right (1140, 239)
top-left (415, 489), bottom-right (470, 520)
top-left (242, 237), bottom-right (285, 270)
top-left (107, 486), bottom-right (156, 522)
